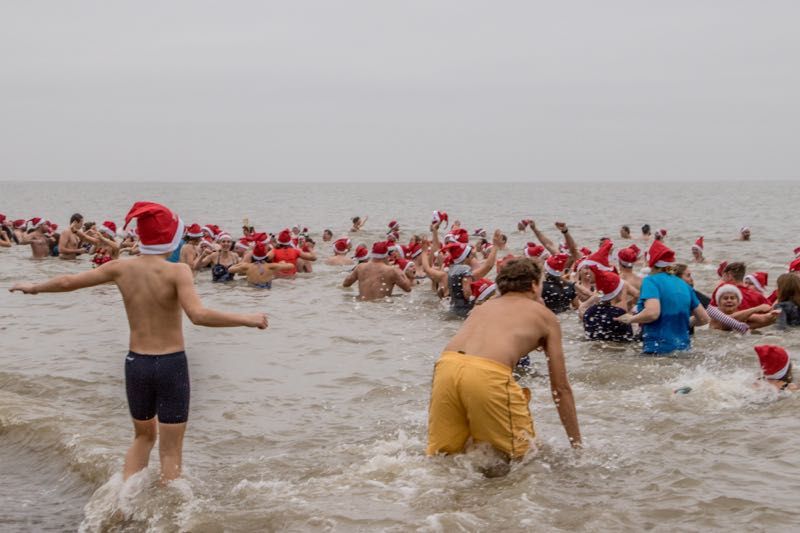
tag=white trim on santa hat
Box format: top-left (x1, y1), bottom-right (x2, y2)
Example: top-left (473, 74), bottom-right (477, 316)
top-left (476, 283), bottom-right (497, 302)
top-left (654, 259), bottom-right (674, 268)
top-left (765, 358), bottom-right (791, 380)
top-left (744, 274), bottom-right (765, 293)
top-left (544, 264), bottom-right (562, 277)
top-left (453, 245), bottom-right (472, 264)
top-left (139, 218), bottom-right (185, 255)
top-left (99, 225), bottom-right (116, 237)
top-left (600, 279), bottom-right (624, 302)
top-left (714, 284), bottom-right (743, 305)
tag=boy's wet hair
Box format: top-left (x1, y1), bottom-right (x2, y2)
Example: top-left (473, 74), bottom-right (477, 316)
top-left (70, 213), bottom-right (83, 224)
top-left (496, 258), bottom-right (542, 295)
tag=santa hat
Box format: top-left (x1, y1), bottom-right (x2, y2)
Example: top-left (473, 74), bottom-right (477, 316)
top-left (235, 239), bottom-right (250, 252)
top-left (124, 202), bottom-right (184, 255)
top-left (744, 271), bottom-right (768, 293)
top-left (714, 284), bottom-right (742, 306)
top-left (387, 220), bottom-right (399, 230)
top-left (276, 229), bottom-right (293, 246)
top-left (496, 253), bottom-right (516, 272)
top-left (790, 257), bottom-right (800, 273)
top-left (793, 246), bottom-right (800, 258)
top-left (395, 258), bottom-right (414, 272)
top-left (648, 240), bottom-right (675, 269)
top-left (371, 241), bottom-right (389, 259)
top-left (470, 278), bottom-right (497, 302)
top-left (202, 224), bottom-right (220, 239)
top-left (27, 217), bottom-right (46, 230)
top-left (740, 226), bottom-right (750, 234)
top-left (13, 219), bottom-right (26, 229)
top-left (248, 232), bottom-right (268, 243)
top-left (755, 345), bottom-right (791, 380)
top-left (432, 210), bottom-right (449, 228)
top-left (99, 221), bottom-right (117, 237)
top-left (333, 237), bottom-right (351, 254)
top-left (0, 214), bottom-right (5, 224)
top-left (354, 245), bottom-right (369, 261)
top-left (199, 239), bottom-right (213, 250)
top-left (472, 228), bottom-right (486, 238)
top-left (591, 266), bottom-right (624, 302)
top-left (47, 222), bottom-right (58, 232)
top-left (717, 261), bottom-right (728, 278)
top-left (524, 244), bottom-right (546, 259)
top-left (545, 253), bottom-right (569, 277)
top-left (388, 243), bottom-right (405, 259)
top-left (581, 240), bottom-right (614, 271)
top-left (657, 228), bottom-right (668, 238)
top-left (403, 243), bottom-right (422, 259)
top-left (692, 237), bottom-right (704, 252)
top-left (217, 233), bottom-right (233, 242)
top-left (451, 228), bottom-right (469, 244)
top-left (517, 219), bottom-right (530, 230)
top-left (579, 247), bottom-right (592, 257)
top-left (252, 242), bottom-right (269, 261)
top-left (445, 243), bottom-right (472, 265)
top-left (185, 223), bottom-right (204, 238)
top-left (617, 246), bottom-right (638, 268)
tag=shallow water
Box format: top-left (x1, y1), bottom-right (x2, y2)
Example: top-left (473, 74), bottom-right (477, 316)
top-left (1, 181), bottom-right (799, 531)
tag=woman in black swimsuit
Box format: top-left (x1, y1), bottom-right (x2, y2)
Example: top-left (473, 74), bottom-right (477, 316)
top-left (193, 233), bottom-right (240, 282)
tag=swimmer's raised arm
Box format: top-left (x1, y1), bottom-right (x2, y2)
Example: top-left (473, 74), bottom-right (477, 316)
top-left (175, 264), bottom-right (267, 328)
top-left (556, 222), bottom-right (580, 265)
top-left (529, 221), bottom-right (558, 257)
top-left (471, 230), bottom-right (501, 278)
top-left (543, 314), bottom-right (582, 448)
top-left (420, 244), bottom-right (447, 285)
top-left (10, 261), bottom-right (118, 294)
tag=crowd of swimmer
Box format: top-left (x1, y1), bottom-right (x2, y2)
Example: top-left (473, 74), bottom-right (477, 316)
top-left (2, 212), bottom-right (799, 389)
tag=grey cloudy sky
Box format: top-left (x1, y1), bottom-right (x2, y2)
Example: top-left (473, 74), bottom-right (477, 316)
top-left (1, 1), bottom-right (798, 182)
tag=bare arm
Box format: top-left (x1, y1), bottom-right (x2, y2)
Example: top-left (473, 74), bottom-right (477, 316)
top-left (617, 298), bottom-right (661, 325)
top-left (471, 230), bottom-right (501, 279)
top-left (544, 316), bottom-right (582, 448)
top-left (10, 261), bottom-right (118, 294)
top-left (393, 268), bottom-right (413, 293)
top-left (430, 221), bottom-right (442, 253)
top-left (555, 222), bottom-right (580, 266)
top-left (269, 263), bottom-right (295, 272)
top-left (420, 246), bottom-right (447, 285)
top-left (298, 250), bottom-right (317, 261)
top-left (342, 266), bottom-right (359, 287)
top-left (530, 221), bottom-right (558, 256)
top-left (577, 293), bottom-right (600, 321)
top-left (95, 232), bottom-right (120, 256)
top-left (691, 303), bottom-right (710, 327)
top-left (228, 262), bottom-right (250, 275)
top-left (176, 265), bottom-right (267, 328)
top-left (194, 250), bottom-right (217, 270)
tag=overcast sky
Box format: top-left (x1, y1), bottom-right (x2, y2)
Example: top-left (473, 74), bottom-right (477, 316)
top-left (1, 1), bottom-right (798, 182)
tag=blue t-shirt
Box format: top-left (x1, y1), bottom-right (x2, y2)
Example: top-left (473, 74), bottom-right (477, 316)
top-left (637, 273), bottom-right (700, 354)
top-left (167, 240), bottom-right (185, 263)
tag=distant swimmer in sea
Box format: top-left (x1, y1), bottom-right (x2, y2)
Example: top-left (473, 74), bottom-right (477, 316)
top-left (10, 202), bottom-right (268, 484)
top-left (342, 241), bottom-right (412, 300)
top-left (691, 237), bottom-right (707, 264)
top-left (229, 242), bottom-right (293, 288)
top-left (739, 226), bottom-right (752, 241)
top-left (755, 345), bottom-right (797, 392)
top-left (57, 213), bottom-right (89, 260)
top-left (619, 225), bottom-right (631, 240)
top-left (19, 218), bottom-right (54, 259)
top-left (426, 257), bottom-right (582, 463)
top-left (325, 237), bottom-right (354, 266)
top-left (267, 229), bottom-right (317, 277)
top-left (774, 274), bottom-right (800, 329)
top-left (350, 215), bottom-right (368, 233)
top-left (616, 240), bottom-right (710, 355)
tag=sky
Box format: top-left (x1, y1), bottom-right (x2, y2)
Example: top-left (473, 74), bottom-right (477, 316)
top-left (1, 1), bottom-right (798, 182)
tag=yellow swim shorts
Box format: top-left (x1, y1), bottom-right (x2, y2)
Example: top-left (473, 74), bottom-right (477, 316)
top-left (426, 351), bottom-right (535, 459)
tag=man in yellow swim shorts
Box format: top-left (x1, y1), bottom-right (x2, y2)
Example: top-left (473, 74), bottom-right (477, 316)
top-left (427, 257), bottom-right (582, 459)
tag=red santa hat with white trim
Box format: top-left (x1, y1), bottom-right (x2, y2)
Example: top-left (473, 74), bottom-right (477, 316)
top-left (354, 244), bottom-right (369, 261)
top-left (789, 257), bottom-right (800, 273)
top-left (27, 217), bottom-right (46, 231)
top-left (445, 242), bottom-right (472, 265)
top-left (235, 239), bottom-right (250, 252)
top-left (333, 237), bottom-right (351, 254)
top-left (591, 266), bottom-right (624, 302)
top-left (470, 278), bottom-right (497, 302)
top-left (432, 210), bottom-right (449, 228)
top-left (545, 253), bottom-right (569, 277)
top-left (524, 243), bottom-right (547, 259)
top-left (755, 345), bottom-right (791, 380)
top-left (692, 236), bottom-right (704, 252)
top-left (648, 240), bottom-right (675, 269)
top-left (124, 201), bottom-right (184, 255)
top-left (617, 246), bottom-right (639, 268)
top-left (99, 221), bottom-right (117, 237)
top-left (276, 229), bottom-right (294, 246)
top-left (403, 243), bottom-right (422, 259)
top-left (794, 246), bottom-right (800, 259)
top-left (580, 240), bottom-right (614, 271)
top-left (744, 271), bottom-right (768, 294)
top-left (713, 283), bottom-right (742, 306)
top-left (371, 241), bottom-right (389, 259)
top-left (185, 223), bottom-right (204, 238)
top-left (251, 242), bottom-right (269, 260)
top-left (395, 258), bottom-right (414, 272)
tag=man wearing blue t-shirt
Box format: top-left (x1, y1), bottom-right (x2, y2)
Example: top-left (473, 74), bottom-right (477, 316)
top-left (617, 240), bottom-right (709, 354)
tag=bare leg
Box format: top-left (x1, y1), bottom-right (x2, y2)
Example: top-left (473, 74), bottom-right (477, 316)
top-left (157, 422), bottom-right (187, 484)
top-left (123, 418), bottom-right (157, 480)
